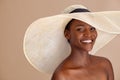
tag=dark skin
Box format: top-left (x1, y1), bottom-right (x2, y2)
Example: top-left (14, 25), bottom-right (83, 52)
top-left (51, 19), bottom-right (114, 80)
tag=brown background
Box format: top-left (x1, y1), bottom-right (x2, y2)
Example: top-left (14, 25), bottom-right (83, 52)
top-left (0, 0), bottom-right (120, 80)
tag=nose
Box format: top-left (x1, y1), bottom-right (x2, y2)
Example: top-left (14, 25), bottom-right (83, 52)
top-left (83, 29), bottom-right (91, 37)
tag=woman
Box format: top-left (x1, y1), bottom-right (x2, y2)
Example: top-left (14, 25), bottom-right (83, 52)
top-left (23, 5), bottom-right (120, 80)
top-left (51, 19), bottom-right (114, 80)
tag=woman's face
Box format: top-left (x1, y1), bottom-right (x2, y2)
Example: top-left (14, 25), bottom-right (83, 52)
top-left (64, 19), bottom-right (97, 51)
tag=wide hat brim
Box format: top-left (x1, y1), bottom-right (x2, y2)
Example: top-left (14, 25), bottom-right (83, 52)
top-left (23, 11), bottom-right (120, 74)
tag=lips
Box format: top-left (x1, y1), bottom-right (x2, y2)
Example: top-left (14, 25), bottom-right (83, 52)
top-left (81, 39), bottom-right (93, 44)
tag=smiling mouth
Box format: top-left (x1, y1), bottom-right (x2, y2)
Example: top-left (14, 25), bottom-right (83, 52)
top-left (81, 39), bottom-right (93, 44)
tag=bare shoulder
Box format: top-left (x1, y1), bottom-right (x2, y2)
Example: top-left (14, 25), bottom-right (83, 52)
top-left (91, 55), bottom-right (114, 80)
top-left (51, 57), bottom-right (71, 80)
top-left (96, 56), bottom-right (114, 80)
top-left (91, 55), bottom-right (112, 66)
top-left (51, 68), bottom-right (66, 80)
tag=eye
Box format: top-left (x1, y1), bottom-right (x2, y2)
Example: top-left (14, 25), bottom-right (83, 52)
top-left (76, 26), bottom-right (85, 32)
top-left (90, 27), bottom-right (96, 31)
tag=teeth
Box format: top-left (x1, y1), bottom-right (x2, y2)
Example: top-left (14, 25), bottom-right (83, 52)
top-left (82, 40), bottom-right (92, 43)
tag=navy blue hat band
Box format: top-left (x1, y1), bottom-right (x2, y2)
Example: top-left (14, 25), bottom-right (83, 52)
top-left (70, 8), bottom-right (90, 13)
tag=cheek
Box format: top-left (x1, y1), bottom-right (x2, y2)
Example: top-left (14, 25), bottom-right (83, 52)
top-left (92, 32), bottom-right (98, 41)
top-left (71, 33), bottom-right (83, 42)
top-left (94, 32), bottom-right (98, 39)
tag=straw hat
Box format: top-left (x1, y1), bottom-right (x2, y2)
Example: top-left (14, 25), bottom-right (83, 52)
top-left (23, 4), bottom-right (120, 74)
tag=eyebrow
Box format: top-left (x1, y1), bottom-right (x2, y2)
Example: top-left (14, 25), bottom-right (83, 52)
top-left (75, 24), bottom-right (95, 28)
top-left (75, 24), bottom-right (85, 27)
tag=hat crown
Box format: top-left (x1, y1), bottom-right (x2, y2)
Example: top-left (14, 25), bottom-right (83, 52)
top-left (63, 5), bottom-right (89, 13)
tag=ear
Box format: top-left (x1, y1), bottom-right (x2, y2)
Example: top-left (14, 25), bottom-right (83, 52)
top-left (64, 30), bottom-right (71, 40)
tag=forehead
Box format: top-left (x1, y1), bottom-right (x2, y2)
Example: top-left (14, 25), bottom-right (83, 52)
top-left (64, 19), bottom-right (93, 31)
top-left (70, 19), bottom-right (90, 26)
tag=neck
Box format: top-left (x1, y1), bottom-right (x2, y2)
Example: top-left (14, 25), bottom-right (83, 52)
top-left (68, 48), bottom-right (91, 67)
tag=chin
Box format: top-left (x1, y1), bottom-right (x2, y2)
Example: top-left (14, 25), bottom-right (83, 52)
top-left (87, 49), bottom-right (92, 52)
top-left (83, 46), bottom-right (93, 52)
top-left (83, 49), bottom-right (92, 52)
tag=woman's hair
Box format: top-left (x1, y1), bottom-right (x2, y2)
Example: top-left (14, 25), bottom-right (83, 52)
top-left (64, 19), bottom-right (75, 43)
top-left (64, 19), bottom-right (75, 30)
